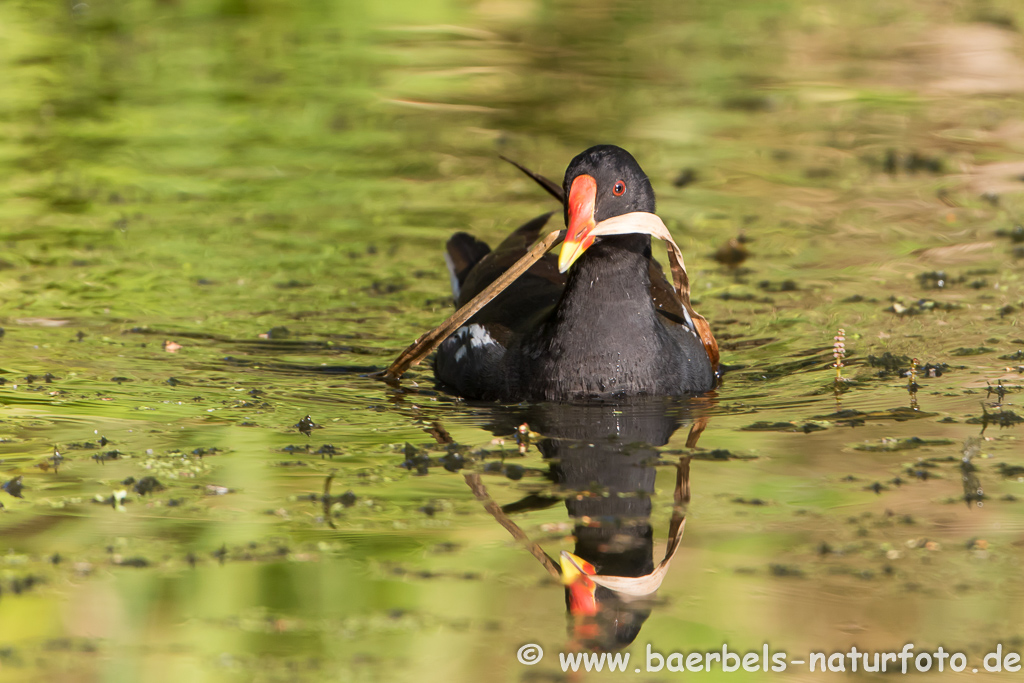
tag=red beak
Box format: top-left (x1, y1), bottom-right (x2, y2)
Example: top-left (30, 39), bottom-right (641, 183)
top-left (561, 551), bottom-right (598, 616)
top-left (558, 174), bottom-right (597, 272)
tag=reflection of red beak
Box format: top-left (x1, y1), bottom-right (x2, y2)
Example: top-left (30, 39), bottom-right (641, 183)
top-left (560, 551), bottom-right (597, 617)
top-left (558, 174), bottom-right (597, 272)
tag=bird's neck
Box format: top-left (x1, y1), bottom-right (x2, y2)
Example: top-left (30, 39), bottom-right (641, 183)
top-left (555, 234), bottom-right (655, 331)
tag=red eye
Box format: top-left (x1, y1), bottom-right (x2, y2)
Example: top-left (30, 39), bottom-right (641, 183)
top-left (613, 181), bottom-right (625, 196)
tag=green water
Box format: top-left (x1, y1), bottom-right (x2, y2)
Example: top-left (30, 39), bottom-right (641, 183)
top-left (2, 0), bottom-right (1024, 680)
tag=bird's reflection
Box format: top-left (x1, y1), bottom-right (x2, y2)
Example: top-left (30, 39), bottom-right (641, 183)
top-left (463, 396), bottom-right (708, 652)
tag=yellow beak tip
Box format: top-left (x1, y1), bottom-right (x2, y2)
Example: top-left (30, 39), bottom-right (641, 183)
top-left (559, 550), bottom-right (596, 584)
top-left (558, 240), bottom-right (584, 273)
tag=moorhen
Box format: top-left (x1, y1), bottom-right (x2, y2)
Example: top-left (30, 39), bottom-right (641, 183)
top-left (435, 145), bottom-right (716, 401)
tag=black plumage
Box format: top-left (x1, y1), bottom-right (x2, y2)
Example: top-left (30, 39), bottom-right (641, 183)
top-left (435, 145), bottom-right (715, 401)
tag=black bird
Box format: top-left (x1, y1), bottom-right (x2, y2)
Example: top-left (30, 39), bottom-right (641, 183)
top-left (435, 145), bottom-right (716, 401)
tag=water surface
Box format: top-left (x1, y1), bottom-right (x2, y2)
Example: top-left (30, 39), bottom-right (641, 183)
top-left (2, 0), bottom-right (1024, 681)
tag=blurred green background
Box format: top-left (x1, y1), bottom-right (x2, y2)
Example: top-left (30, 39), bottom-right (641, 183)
top-left (2, 0), bottom-right (1024, 680)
